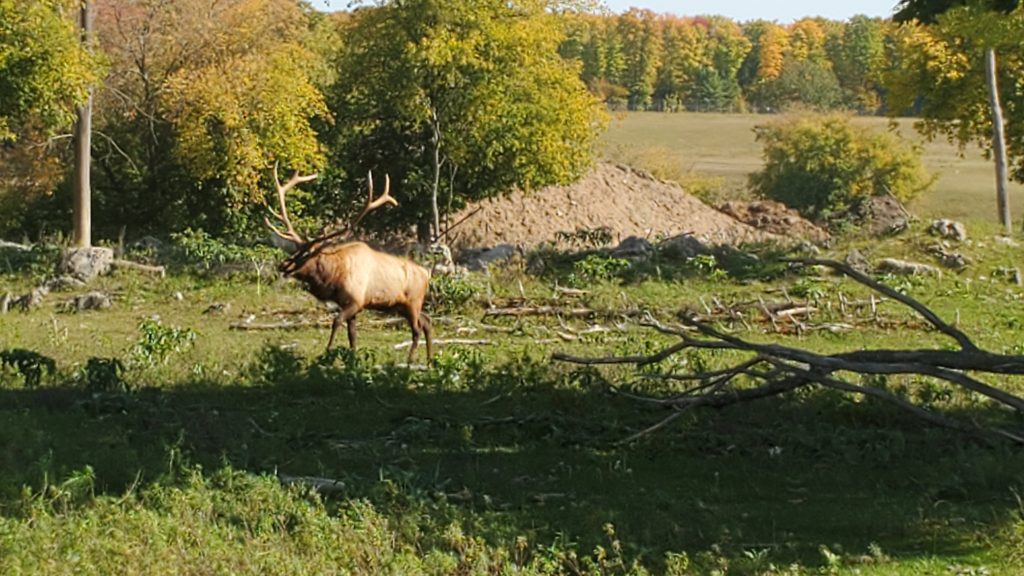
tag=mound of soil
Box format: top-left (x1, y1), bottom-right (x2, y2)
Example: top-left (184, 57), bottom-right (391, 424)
top-left (718, 200), bottom-right (830, 244)
top-left (449, 163), bottom-right (774, 251)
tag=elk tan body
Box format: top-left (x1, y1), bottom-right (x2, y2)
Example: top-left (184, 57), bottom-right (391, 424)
top-left (285, 240), bottom-right (432, 360)
top-left (266, 169), bottom-right (433, 362)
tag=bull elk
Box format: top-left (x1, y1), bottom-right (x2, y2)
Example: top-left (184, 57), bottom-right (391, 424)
top-left (265, 168), bottom-right (433, 362)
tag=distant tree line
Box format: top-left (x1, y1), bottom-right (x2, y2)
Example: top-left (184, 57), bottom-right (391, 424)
top-left (558, 11), bottom-right (892, 114)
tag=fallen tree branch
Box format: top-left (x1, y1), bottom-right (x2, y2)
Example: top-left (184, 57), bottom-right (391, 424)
top-left (394, 338), bottom-right (492, 350)
top-left (229, 320), bottom-right (324, 331)
top-left (555, 259), bottom-right (1024, 444)
top-left (785, 258), bottom-right (977, 351)
top-left (485, 306), bottom-right (598, 318)
top-left (111, 259), bottom-right (166, 278)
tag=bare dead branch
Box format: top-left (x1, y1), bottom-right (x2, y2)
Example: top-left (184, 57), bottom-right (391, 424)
top-left (785, 258), bottom-right (977, 351)
top-left (553, 259), bottom-right (1024, 444)
top-left (278, 474), bottom-right (346, 494)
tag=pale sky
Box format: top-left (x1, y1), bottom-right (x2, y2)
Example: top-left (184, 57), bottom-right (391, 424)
top-left (309, 1), bottom-right (900, 23)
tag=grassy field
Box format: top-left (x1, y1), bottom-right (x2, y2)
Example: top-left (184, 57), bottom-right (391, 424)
top-left (601, 112), bottom-right (1024, 223)
top-left (3, 114), bottom-right (1024, 574)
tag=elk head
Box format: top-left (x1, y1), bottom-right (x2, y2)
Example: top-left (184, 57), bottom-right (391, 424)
top-left (264, 166), bottom-right (432, 362)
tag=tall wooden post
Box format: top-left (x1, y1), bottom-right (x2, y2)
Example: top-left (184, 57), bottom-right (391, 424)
top-left (985, 48), bottom-right (1011, 235)
top-left (73, 0), bottom-right (94, 248)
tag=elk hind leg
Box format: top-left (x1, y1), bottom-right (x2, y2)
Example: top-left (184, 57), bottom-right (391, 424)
top-left (420, 312), bottom-right (433, 361)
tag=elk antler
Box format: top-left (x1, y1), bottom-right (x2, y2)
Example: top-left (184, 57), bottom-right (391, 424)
top-left (351, 171), bottom-right (397, 229)
top-left (314, 171), bottom-right (398, 242)
top-left (265, 162), bottom-right (318, 245)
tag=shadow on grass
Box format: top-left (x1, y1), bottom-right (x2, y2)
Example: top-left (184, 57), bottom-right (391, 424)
top-left (1, 355), bottom-right (1022, 569)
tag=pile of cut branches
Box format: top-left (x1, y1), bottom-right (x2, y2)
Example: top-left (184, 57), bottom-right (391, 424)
top-left (555, 259), bottom-right (1024, 444)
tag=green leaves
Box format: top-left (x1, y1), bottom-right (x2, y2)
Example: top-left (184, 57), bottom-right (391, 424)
top-left (0, 0), bottom-right (101, 141)
top-left (329, 0), bottom-right (606, 235)
top-left (750, 114), bottom-right (934, 223)
top-left (884, 7), bottom-right (1024, 182)
top-left (163, 44), bottom-right (329, 197)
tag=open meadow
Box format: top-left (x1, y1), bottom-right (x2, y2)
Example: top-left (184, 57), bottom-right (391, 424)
top-left (4, 115), bottom-right (1024, 575)
top-left (602, 112), bottom-right (1024, 223)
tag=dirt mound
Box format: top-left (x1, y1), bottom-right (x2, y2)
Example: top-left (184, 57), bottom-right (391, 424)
top-left (718, 200), bottom-right (830, 244)
top-left (449, 163), bottom-right (774, 251)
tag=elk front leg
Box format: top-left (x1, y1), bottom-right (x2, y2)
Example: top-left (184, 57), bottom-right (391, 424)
top-left (327, 304), bottom-right (360, 352)
top-left (404, 311), bottom-right (420, 363)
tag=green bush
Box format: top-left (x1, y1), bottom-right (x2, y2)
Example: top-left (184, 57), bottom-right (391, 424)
top-left (429, 272), bottom-right (480, 312)
top-left (78, 357), bottom-right (127, 392)
top-left (568, 254), bottom-right (631, 286)
top-left (749, 114), bottom-right (933, 224)
top-left (170, 228), bottom-right (278, 270)
top-left (0, 242), bottom-right (60, 280)
top-left (128, 318), bottom-right (197, 369)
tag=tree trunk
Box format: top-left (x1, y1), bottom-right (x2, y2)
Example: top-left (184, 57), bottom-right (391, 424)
top-left (430, 108), bottom-right (442, 244)
top-left (73, 0), bottom-right (94, 248)
top-left (985, 47), bottom-right (1011, 235)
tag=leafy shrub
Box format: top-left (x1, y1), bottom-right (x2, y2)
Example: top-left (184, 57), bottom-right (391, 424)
top-left (555, 226), bottom-right (614, 249)
top-left (685, 254), bottom-right (727, 281)
top-left (757, 59), bottom-right (844, 112)
top-left (0, 243), bottom-right (60, 280)
top-left (429, 273), bottom-right (479, 311)
top-left (170, 228), bottom-right (277, 270)
top-left (247, 343), bottom-right (306, 386)
top-left (749, 114), bottom-right (933, 224)
top-left (78, 357), bottom-right (127, 392)
top-left (128, 318), bottom-right (197, 369)
top-left (568, 254), bottom-right (631, 286)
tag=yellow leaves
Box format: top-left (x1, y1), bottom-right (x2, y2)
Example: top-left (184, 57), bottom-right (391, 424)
top-left (757, 24), bottom-right (789, 81)
top-left (888, 21), bottom-right (972, 91)
top-left (0, 0), bottom-right (101, 139)
top-left (788, 18), bottom-right (827, 64)
top-left (163, 42), bottom-right (328, 196)
top-left (95, 0), bottom-right (334, 196)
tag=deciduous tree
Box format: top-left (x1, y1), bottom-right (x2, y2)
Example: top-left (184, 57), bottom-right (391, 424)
top-left (91, 0), bottom-right (331, 236)
top-left (738, 20), bottom-right (789, 111)
top-left (0, 0), bottom-right (99, 141)
top-left (891, 0), bottom-right (1022, 232)
top-left (617, 9), bottom-right (662, 110)
top-left (329, 0), bottom-right (605, 241)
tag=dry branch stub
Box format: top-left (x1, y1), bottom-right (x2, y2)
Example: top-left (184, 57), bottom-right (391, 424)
top-left (554, 258), bottom-right (1024, 444)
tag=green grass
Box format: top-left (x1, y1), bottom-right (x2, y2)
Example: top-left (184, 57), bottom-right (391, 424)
top-left (601, 111), bottom-right (1024, 222)
top-left (4, 223), bottom-right (1024, 574)
top-left (5, 112), bottom-right (1024, 573)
